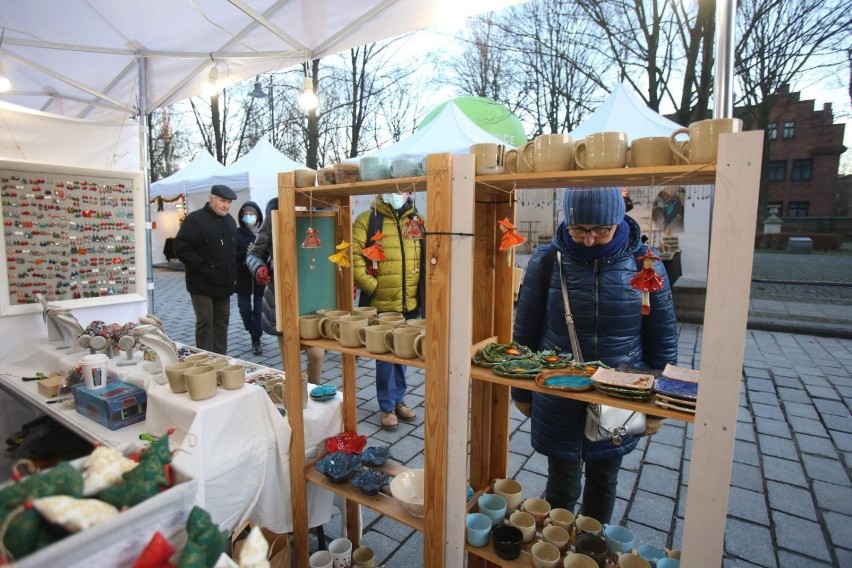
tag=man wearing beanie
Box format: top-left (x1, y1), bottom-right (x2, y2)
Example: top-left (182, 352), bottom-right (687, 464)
top-left (172, 184), bottom-right (239, 355)
top-left (511, 186), bottom-right (678, 524)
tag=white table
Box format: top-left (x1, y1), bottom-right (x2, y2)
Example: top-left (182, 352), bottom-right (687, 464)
top-left (0, 338), bottom-right (343, 533)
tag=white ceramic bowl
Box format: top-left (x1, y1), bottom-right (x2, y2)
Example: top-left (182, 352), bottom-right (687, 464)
top-left (390, 468), bottom-right (425, 518)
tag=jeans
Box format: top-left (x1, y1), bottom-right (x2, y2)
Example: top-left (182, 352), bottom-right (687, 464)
top-left (190, 293), bottom-right (231, 355)
top-left (546, 454), bottom-right (623, 524)
top-left (376, 360), bottom-right (407, 412)
top-left (237, 291), bottom-right (264, 339)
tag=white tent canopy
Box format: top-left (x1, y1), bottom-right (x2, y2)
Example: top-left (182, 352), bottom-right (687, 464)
top-left (569, 84), bottom-right (684, 141)
top-left (149, 151), bottom-right (226, 197)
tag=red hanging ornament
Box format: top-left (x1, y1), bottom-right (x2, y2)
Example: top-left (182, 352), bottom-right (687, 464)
top-left (301, 227), bottom-right (322, 249)
top-left (497, 217), bottom-right (526, 252)
top-left (361, 231), bottom-right (387, 262)
top-left (629, 251), bottom-right (665, 316)
top-left (402, 215), bottom-right (425, 240)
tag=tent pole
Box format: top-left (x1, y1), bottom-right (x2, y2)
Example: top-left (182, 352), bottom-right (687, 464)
top-left (138, 53), bottom-right (155, 313)
top-left (713, 0), bottom-right (735, 119)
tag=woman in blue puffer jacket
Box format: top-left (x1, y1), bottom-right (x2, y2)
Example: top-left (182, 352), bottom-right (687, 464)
top-left (512, 187), bottom-right (678, 524)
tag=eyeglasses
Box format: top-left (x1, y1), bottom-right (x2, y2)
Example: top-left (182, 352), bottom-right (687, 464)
top-left (567, 225), bottom-right (614, 238)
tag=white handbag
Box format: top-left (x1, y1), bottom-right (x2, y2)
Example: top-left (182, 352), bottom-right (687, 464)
top-left (556, 252), bottom-right (646, 446)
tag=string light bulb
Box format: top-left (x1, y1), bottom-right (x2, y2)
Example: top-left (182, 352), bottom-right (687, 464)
top-left (203, 64), bottom-right (220, 97)
top-left (298, 76), bottom-right (318, 111)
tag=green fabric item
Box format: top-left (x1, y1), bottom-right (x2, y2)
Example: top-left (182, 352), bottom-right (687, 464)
top-left (143, 435), bottom-right (173, 465)
top-left (2, 508), bottom-right (41, 560)
top-left (96, 434), bottom-right (172, 508)
top-left (177, 539), bottom-right (207, 568)
top-left (184, 507), bottom-right (228, 567)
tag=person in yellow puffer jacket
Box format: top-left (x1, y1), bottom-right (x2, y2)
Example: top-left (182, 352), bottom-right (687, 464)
top-left (352, 193), bottom-right (425, 429)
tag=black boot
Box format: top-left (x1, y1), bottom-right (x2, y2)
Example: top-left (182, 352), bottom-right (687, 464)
top-left (252, 336), bottom-right (263, 355)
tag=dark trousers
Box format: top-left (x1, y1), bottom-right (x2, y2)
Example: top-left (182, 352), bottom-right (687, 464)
top-left (238, 291), bottom-right (264, 339)
top-left (546, 454), bottom-right (623, 524)
top-left (190, 293), bottom-right (231, 355)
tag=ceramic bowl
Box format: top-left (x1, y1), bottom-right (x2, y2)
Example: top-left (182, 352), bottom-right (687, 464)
top-left (350, 468), bottom-right (390, 496)
top-left (390, 469), bottom-right (425, 518)
top-left (325, 431), bottom-right (368, 455)
top-left (360, 445), bottom-right (391, 467)
top-left (315, 452), bottom-right (361, 484)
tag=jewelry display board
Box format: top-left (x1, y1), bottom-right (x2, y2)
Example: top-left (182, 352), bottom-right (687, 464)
top-left (0, 159), bottom-right (146, 316)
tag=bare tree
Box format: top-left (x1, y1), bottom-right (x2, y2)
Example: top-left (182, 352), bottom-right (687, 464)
top-left (441, 14), bottom-right (517, 101)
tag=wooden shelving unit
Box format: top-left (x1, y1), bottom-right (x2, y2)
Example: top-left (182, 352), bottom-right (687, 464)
top-left (275, 134), bottom-right (763, 567)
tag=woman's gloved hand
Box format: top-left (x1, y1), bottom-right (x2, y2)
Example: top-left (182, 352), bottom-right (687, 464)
top-left (513, 400), bottom-right (532, 417)
top-left (255, 265), bottom-right (271, 286)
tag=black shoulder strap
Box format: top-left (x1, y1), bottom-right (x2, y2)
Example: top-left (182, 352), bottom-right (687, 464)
top-left (540, 245), bottom-right (559, 298)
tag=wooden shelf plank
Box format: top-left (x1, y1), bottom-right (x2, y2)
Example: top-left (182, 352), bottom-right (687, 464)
top-left (469, 367), bottom-right (695, 423)
top-left (305, 468), bottom-right (425, 532)
top-left (300, 338), bottom-right (426, 368)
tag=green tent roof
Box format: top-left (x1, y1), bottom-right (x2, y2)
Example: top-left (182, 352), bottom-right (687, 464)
top-left (418, 96), bottom-right (527, 148)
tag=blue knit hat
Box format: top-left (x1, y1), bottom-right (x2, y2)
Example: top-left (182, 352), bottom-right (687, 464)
top-left (562, 187), bottom-right (625, 225)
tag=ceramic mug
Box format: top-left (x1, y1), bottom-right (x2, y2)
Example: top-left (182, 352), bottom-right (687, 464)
top-left (524, 133), bottom-right (573, 172)
top-left (405, 318), bottom-right (426, 330)
top-left (271, 375), bottom-right (309, 409)
top-left (546, 507), bottom-right (575, 531)
top-left (491, 524), bottom-right (523, 560)
top-left (294, 168), bottom-right (317, 188)
top-left (542, 524), bottom-right (571, 552)
top-left (563, 553), bottom-right (599, 568)
top-left (352, 546), bottom-right (375, 568)
top-left (604, 524), bottom-right (636, 555)
top-left (331, 315), bottom-right (370, 348)
top-left (656, 558), bottom-right (680, 568)
top-left (375, 314), bottom-right (405, 327)
top-left (317, 167), bottom-right (336, 186)
top-left (505, 142), bottom-right (534, 174)
top-left (477, 493), bottom-right (508, 527)
top-left (184, 353), bottom-right (211, 365)
top-left (521, 497), bottom-right (551, 527)
top-left (412, 331), bottom-right (426, 359)
top-left (574, 534), bottom-right (608, 567)
top-left (318, 310), bottom-right (351, 339)
top-left (471, 143), bottom-right (505, 175)
top-left (359, 156), bottom-right (391, 181)
top-left (508, 510), bottom-right (537, 544)
top-left (352, 306), bottom-right (378, 318)
top-left (617, 553), bottom-right (651, 568)
top-left (299, 314), bottom-right (323, 340)
top-left (384, 326), bottom-right (423, 359)
top-left (328, 537), bottom-right (352, 568)
top-left (165, 361), bottom-right (194, 393)
top-left (634, 545), bottom-right (666, 564)
top-left (574, 514), bottom-right (603, 536)
top-left (574, 132), bottom-right (629, 169)
top-left (390, 158), bottom-right (423, 178)
top-left (184, 365), bottom-right (217, 401)
top-left (630, 136), bottom-right (673, 167)
top-left (531, 541), bottom-right (562, 568)
top-left (493, 478), bottom-right (523, 512)
top-left (217, 364), bottom-right (245, 390)
top-left (669, 118), bottom-right (742, 164)
top-left (309, 550), bottom-right (334, 568)
top-left (466, 512), bottom-right (492, 547)
top-left (359, 324), bottom-right (393, 354)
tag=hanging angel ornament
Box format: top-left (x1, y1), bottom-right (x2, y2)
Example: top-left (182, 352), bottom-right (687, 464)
top-left (497, 217), bottom-right (526, 252)
top-left (328, 240), bottom-right (351, 273)
top-left (629, 251), bottom-right (665, 316)
top-left (301, 227), bottom-right (322, 249)
top-left (403, 214), bottom-right (425, 240)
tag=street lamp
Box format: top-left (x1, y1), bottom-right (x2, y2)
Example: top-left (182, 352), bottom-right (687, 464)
top-left (249, 78), bottom-right (275, 144)
top-left (298, 76), bottom-right (318, 111)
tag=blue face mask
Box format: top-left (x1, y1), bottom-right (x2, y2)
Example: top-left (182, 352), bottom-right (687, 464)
top-left (242, 214), bottom-right (257, 225)
top-left (382, 193), bottom-right (407, 210)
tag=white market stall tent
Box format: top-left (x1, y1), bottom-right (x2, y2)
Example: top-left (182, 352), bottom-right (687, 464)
top-left (149, 151), bottom-right (226, 197)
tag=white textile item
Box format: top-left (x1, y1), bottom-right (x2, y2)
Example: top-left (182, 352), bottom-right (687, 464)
top-left (82, 446), bottom-right (138, 495)
top-left (33, 495), bottom-right (119, 532)
top-left (238, 526), bottom-right (270, 568)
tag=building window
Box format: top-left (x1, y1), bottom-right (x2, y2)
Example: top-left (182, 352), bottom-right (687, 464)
top-left (782, 121), bottom-right (795, 139)
top-left (791, 159), bottom-right (813, 181)
top-left (788, 202), bottom-right (809, 217)
top-left (767, 160), bottom-right (786, 181)
top-left (767, 123), bottom-right (778, 140)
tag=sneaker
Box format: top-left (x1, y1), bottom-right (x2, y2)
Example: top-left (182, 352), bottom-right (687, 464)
top-left (395, 403), bottom-right (416, 421)
top-left (381, 411), bottom-right (398, 429)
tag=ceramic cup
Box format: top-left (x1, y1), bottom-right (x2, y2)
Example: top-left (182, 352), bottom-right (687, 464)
top-left (630, 136), bottom-right (673, 167)
top-left (524, 133), bottom-right (573, 172)
top-left (294, 168), bottom-right (317, 188)
top-left (217, 364), bottom-right (245, 390)
top-left (664, 549), bottom-right (681, 560)
top-left (352, 306), bottom-right (378, 318)
top-left (466, 512), bottom-right (492, 547)
top-left (299, 314), bottom-right (323, 340)
top-left (574, 131), bottom-right (629, 169)
top-left (542, 524), bottom-right (571, 553)
top-left (493, 478), bottom-right (523, 512)
top-left (317, 167), bottom-right (336, 186)
top-left (617, 553), bottom-right (651, 568)
top-left (165, 361), bottom-right (194, 393)
top-left (574, 534), bottom-right (608, 568)
top-left (318, 310), bottom-right (351, 339)
top-left (657, 558), bottom-right (680, 568)
top-left (271, 374), bottom-right (309, 409)
top-left (546, 507), bottom-right (575, 532)
top-left (184, 353), bottom-right (211, 365)
top-left (309, 550), bottom-right (334, 568)
top-left (671, 140), bottom-right (689, 165)
top-left (328, 537), bottom-right (352, 568)
top-left (206, 356), bottom-right (230, 371)
top-left (521, 497), bottom-right (551, 527)
top-left (670, 118), bottom-right (742, 164)
top-left (508, 510), bottom-right (537, 544)
top-left (505, 143), bottom-right (534, 174)
top-left (477, 493), bottom-right (508, 527)
top-left (574, 514), bottom-right (603, 537)
top-left (412, 332), bottom-right (426, 359)
top-left (531, 541), bottom-right (562, 568)
top-left (604, 524), bottom-right (636, 555)
top-left (184, 365), bottom-right (217, 401)
top-left (331, 315), bottom-right (370, 348)
top-left (563, 553), bottom-right (599, 568)
top-left (492, 524), bottom-right (523, 560)
top-left (384, 326), bottom-right (424, 359)
top-left (352, 546), bottom-right (375, 568)
top-left (333, 162), bottom-right (360, 184)
top-left (359, 156), bottom-right (391, 181)
top-left (359, 324), bottom-right (393, 355)
top-left (375, 314), bottom-right (405, 328)
top-left (390, 158), bottom-right (423, 178)
top-left (79, 353), bottom-right (109, 390)
top-left (405, 318), bottom-right (426, 330)
top-left (634, 545), bottom-right (666, 565)
top-left (503, 147), bottom-right (519, 174)
top-left (471, 143), bottom-right (505, 175)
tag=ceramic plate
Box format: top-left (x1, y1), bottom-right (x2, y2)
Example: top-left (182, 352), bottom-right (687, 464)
top-left (491, 359), bottom-right (542, 379)
top-left (654, 377), bottom-right (699, 401)
top-left (654, 399), bottom-right (697, 414)
top-left (662, 364), bottom-right (700, 384)
top-left (535, 350), bottom-right (574, 368)
top-left (655, 393), bottom-right (697, 407)
top-left (471, 354), bottom-right (498, 368)
top-left (591, 368), bottom-right (655, 390)
top-left (481, 342), bottom-right (534, 363)
top-left (594, 384), bottom-right (653, 400)
top-left (535, 374), bottom-right (594, 391)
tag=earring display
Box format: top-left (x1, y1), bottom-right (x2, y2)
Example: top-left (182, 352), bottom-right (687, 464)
top-left (2, 168), bottom-right (137, 306)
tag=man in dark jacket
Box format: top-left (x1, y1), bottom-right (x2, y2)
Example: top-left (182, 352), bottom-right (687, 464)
top-left (172, 184), bottom-right (238, 355)
top-left (512, 187), bottom-right (678, 524)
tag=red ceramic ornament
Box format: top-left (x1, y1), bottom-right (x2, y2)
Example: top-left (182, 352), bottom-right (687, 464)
top-left (498, 217), bottom-right (526, 252)
top-left (629, 251), bottom-right (665, 316)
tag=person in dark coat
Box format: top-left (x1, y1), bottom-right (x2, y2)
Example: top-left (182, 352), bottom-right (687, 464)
top-left (512, 187), bottom-right (678, 524)
top-left (245, 198), bottom-right (325, 383)
top-left (236, 200), bottom-right (265, 355)
top-left (172, 184), bottom-right (238, 355)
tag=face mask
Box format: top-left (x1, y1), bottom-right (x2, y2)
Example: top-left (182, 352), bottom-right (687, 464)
top-left (382, 193), bottom-right (407, 210)
top-left (242, 214), bottom-right (257, 225)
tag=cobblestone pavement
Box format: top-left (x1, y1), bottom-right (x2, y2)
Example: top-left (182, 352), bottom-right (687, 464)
top-left (151, 266), bottom-right (852, 567)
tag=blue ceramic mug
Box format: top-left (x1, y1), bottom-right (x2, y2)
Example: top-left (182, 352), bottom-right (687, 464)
top-left (390, 158), bottom-right (423, 179)
top-left (360, 157), bottom-right (391, 181)
top-left (466, 513), bottom-right (492, 547)
top-left (477, 493), bottom-right (508, 527)
top-left (604, 523), bottom-right (636, 554)
top-left (635, 544), bottom-right (666, 565)
top-left (656, 559), bottom-right (680, 568)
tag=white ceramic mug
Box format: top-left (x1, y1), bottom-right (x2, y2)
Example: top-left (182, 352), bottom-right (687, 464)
top-left (471, 142), bottom-right (505, 175)
top-left (493, 478), bottom-right (523, 512)
top-left (328, 537), bottom-right (352, 568)
top-left (670, 118), bottom-right (742, 164)
top-left (574, 132), bottom-right (629, 169)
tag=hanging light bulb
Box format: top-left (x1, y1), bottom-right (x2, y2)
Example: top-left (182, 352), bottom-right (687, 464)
top-left (298, 76), bottom-right (318, 111)
top-left (0, 61), bottom-right (10, 93)
top-left (203, 64), bottom-right (220, 97)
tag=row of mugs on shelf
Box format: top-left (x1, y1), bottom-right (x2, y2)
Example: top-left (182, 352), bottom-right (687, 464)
top-left (164, 354), bottom-right (246, 400)
top-left (300, 308), bottom-right (426, 359)
top-left (472, 117), bottom-right (743, 175)
top-left (290, 156), bottom-right (428, 188)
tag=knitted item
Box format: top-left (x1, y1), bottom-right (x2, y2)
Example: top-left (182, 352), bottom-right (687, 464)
top-left (562, 187), bottom-right (626, 226)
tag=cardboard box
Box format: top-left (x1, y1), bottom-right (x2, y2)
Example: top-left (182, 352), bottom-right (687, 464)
top-left (72, 378), bottom-right (147, 430)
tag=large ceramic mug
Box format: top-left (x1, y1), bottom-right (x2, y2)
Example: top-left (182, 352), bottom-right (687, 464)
top-left (574, 132), bottom-right (629, 169)
top-left (471, 143), bottom-right (505, 175)
top-left (299, 314), bottom-right (323, 340)
top-left (318, 310), bottom-right (350, 339)
top-left (630, 136), bottom-right (673, 167)
top-left (184, 365), bottom-right (217, 401)
top-left (331, 315), bottom-right (370, 348)
top-left (493, 478), bottom-right (523, 512)
top-left (359, 157), bottom-right (391, 181)
top-left (525, 133), bottom-right (573, 172)
top-left (669, 118), bottom-right (742, 164)
top-left (359, 324), bottom-right (393, 354)
top-left (165, 361), bottom-right (194, 393)
top-left (384, 326), bottom-right (423, 359)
